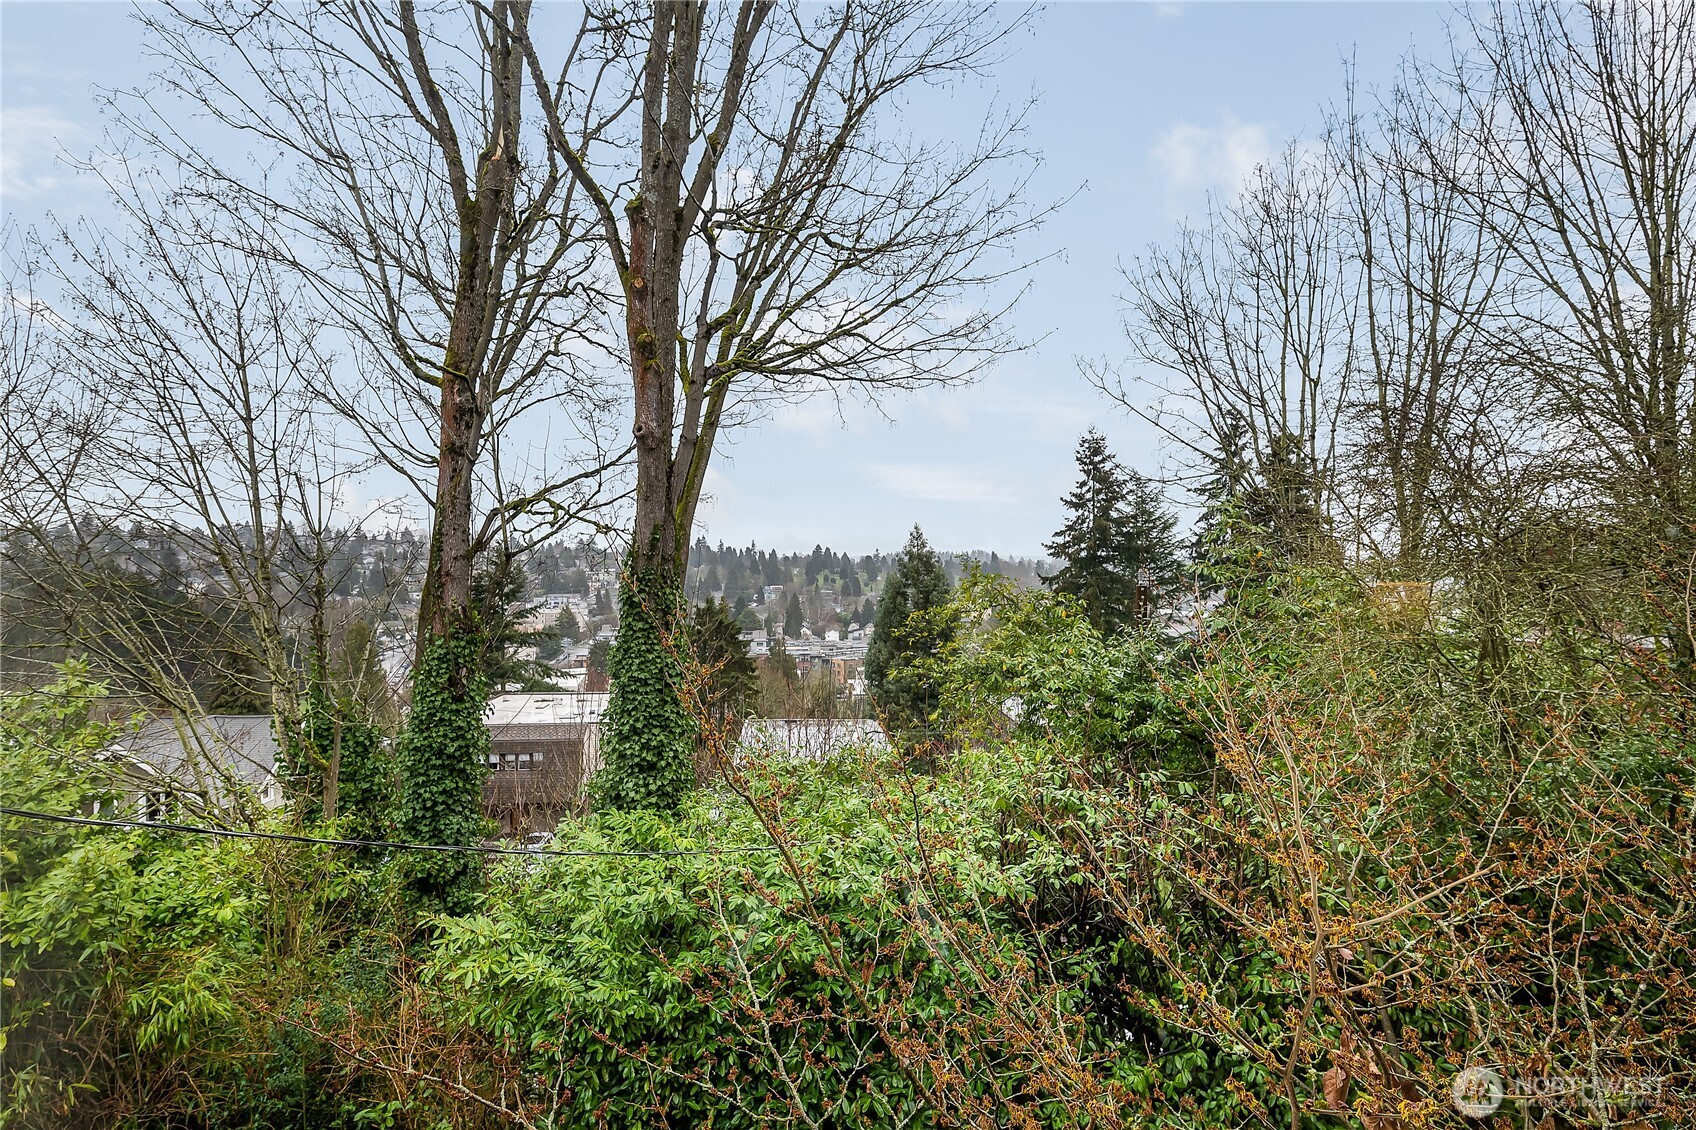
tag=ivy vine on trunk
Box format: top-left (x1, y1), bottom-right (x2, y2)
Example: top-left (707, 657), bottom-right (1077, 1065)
top-left (394, 629), bottom-right (490, 915)
top-left (591, 570), bottom-right (696, 813)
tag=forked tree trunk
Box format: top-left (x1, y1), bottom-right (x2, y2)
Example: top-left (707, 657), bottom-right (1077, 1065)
top-left (513, 0), bottom-right (1033, 808)
top-left (394, 1), bottom-right (526, 911)
top-left (594, 8), bottom-right (704, 812)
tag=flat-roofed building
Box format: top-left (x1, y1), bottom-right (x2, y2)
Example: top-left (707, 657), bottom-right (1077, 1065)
top-left (483, 692), bottom-right (608, 837)
top-left (738, 717), bottom-right (887, 762)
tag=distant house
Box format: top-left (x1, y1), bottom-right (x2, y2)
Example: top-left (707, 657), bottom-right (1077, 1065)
top-left (95, 695), bottom-right (612, 839)
top-left (483, 692), bottom-right (608, 836)
top-left (738, 717), bottom-right (888, 762)
top-left (105, 714), bottom-right (283, 818)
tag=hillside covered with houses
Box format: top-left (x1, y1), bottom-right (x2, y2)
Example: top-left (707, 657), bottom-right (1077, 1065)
top-left (5, 1), bottom-right (1695, 1126)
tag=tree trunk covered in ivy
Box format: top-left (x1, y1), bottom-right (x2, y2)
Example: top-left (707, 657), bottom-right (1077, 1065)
top-left (592, 571), bottom-right (696, 812)
top-left (395, 631), bottom-right (489, 914)
top-left (518, 1), bottom-right (1044, 809)
top-left (280, 581), bottom-right (394, 840)
top-left (392, 1), bottom-right (528, 906)
top-left (591, 4), bottom-right (716, 812)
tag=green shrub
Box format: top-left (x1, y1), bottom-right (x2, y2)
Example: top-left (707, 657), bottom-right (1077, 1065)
top-left (7, 564), bottom-right (1693, 1128)
top-left (2, 667), bottom-right (416, 1128)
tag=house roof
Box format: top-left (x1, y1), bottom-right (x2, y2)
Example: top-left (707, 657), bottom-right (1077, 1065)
top-left (739, 718), bottom-right (888, 759)
top-left (486, 692), bottom-right (609, 728)
top-left (115, 714), bottom-right (279, 789)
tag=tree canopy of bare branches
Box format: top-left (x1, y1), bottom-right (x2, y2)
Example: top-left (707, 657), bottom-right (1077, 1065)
top-left (515, 0), bottom-right (1049, 809)
top-left (125, 0), bottom-right (628, 645)
top-left (1103, 0), bottom-right (1696, 663)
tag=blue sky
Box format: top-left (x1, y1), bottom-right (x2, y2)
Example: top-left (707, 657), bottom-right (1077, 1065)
top-left (2, 2), bottom-right (1453, 556)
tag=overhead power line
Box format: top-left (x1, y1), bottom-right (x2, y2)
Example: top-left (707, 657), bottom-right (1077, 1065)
top-left (0, 806), bottom-right (789, 859)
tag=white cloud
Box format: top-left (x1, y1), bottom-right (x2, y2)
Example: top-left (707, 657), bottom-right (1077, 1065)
top-left (1150, 115), bottom-right (1272, 201)
top-left (771, 396), bottom-right (843, 437)
top-left (973, 391), bottom-right (1095, 441)
top-left (1, 58), bottom-right (90, 84)
top-left (862, 462), bottom-right (1026, 505)
top-left (769, 386), bottom-right (891, 437)
top-left (1154, 3), bottom-right (1185, 20)
top-left (1, 105), bottom-right (84, 200)
top-left (692, 465), bottom-right (738, 532)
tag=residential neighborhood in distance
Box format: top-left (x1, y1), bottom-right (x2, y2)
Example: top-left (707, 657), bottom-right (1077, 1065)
top-left (17, 526), bottom-right (1048, 838)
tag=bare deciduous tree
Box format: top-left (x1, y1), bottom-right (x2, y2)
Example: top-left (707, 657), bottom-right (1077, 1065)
top-left (1, 174), bottom-right (407, 819)
top-left (96, 1), bottom-right (636, 887)
top-left (1436, 0), bottom-right (1696, 655)
top-left (517, 0), bottom-right (1049, 807)
top-left (1332, 73), bottom-right (1510, 576)
top-left (128, 0), bottom-right (627, 654)
top-left (1102, 144), bottom-right (1356, 555)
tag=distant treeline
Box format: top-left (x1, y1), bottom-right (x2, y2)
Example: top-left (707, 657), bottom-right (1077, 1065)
top-left (2, 518), bottom-right (1049, 705)
top-left (532, 538), bottom-right (1048, 603)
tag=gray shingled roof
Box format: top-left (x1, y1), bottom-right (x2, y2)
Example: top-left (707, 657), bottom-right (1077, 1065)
top-left (117, 714), bottom-right (280, 790)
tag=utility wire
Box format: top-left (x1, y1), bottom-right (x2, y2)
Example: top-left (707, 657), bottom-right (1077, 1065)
top-left (0, 806), bottom-right (789, 859)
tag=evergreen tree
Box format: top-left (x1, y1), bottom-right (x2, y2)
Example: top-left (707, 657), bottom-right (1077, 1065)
top-left (587, 637), bottom-right (612, 680)
top-left (335, 618), bottom-right (393, 721)
top-left (1043, 429), bottom-right (1181, 634)
top-left (1120, 470), bottom-right (1184, 606)
top-left (784, 592), bottom-right (805, 638)
top-left (1191, 412), bottom-right (1255, 569)
top-left (687, 598), bottom-right (758, 741)
top-left (1243, 430), bottom-right (1330, 560)
top-left (723, 556), bottom-right (747, 600)
top-left (765, 632), bottom-right (798, 684)
top-left (553, 605), bottom-right (584, 644)
top-left (1191, 426), bottom-right (1334, 592)
top-left (470, 547), bottom-right (562, 690)
top-left (866, 525), bottom-right (953, 742)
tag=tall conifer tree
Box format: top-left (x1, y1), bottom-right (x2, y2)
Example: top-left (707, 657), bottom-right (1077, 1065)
top-left (1044, 429), bottom-right (1181, 634)
top-left (867, 526), bottom-right (953, 741)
